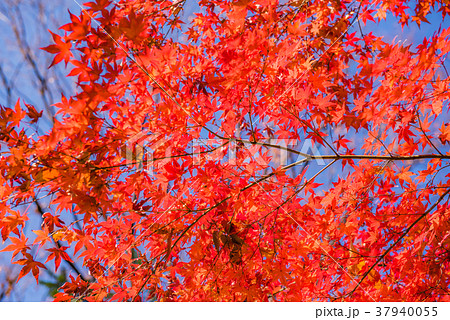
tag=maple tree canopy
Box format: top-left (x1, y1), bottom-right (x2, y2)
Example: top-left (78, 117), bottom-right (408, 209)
top-left (1, 0), bottom-right (450, 301)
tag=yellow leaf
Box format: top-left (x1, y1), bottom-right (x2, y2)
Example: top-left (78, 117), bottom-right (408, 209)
top-left (375, 7), bottom-right (387, 20)
top-left (52, 229), bottom-right (64, 241)
top-left (260, 247), bottom-right (275, 258)
top-left (349, 260), bottom-right (366, 275)
top-left (356, 260), bottom-right (366, 272)
top-left (374, 280), bottom-right (383, 290)
top-left (35, 168), bottom-right (59, 183)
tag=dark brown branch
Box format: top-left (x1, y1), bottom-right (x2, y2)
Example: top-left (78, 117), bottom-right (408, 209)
top-left (33, 199), bottom-right (90, 282)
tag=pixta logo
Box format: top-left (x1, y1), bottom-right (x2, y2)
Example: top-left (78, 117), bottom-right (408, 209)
top-left (123, 130), bottom-right (173, 175)
top-left (123, 130), bottom-right (326, 176)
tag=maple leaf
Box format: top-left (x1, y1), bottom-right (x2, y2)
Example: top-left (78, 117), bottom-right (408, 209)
top-left (24, 103), bottom-right (43, 124)
top-left (32, 227), bottom-right (51, 249)
top-left (46, 246), bottom-right (74, 272)
top-left (228, 4), bottom-right (247, 31)
top-left (335, 135), bottom-right (351, 151)
top-left (15, 253), bottom-right (47, 284)
top-left (10, 99), bottom-right (27, 127)
top-left (1, 210), bottom-right (28, 239)
top-left (119, 10), bottom-right (147, 41)
top-left (0, 234), bottom-right (30, 259)
top-left (439, 123), bottom-right (450, 144)
top-left (41, 30), bottom-right (72, 67)
top-left (84, 0), bottom-right (111, 12)
top-left (60, 11), bottom-right (91, 41)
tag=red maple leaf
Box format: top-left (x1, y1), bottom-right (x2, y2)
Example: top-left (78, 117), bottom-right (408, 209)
top-left (41, 30), bottom-right (72, 67)
top-left (15, 253), bottom-right (47, 284)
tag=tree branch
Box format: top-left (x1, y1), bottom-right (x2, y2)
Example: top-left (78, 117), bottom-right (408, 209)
top-left (345, 188), bottom-right (450, 298)
top-left (33, 199), bottom-right (90, 282)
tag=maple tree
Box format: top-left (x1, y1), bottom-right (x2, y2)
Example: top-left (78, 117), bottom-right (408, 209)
top-left (1, 0), bottom-right (450, 301)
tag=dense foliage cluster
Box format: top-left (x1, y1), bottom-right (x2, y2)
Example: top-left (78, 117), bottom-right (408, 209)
top-left (1, 0), bottom-right (450, 301)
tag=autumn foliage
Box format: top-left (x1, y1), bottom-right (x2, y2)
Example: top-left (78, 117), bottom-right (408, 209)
top-left (1, 0), bottom-right (450, 301)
